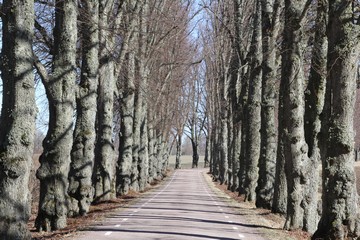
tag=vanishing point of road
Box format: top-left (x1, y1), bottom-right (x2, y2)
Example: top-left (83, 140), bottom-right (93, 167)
top-left (73, 169), bottom-right (267, 240)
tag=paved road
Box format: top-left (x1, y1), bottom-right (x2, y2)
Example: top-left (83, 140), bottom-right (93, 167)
top-left (74, 169), bottom-right (266, 240)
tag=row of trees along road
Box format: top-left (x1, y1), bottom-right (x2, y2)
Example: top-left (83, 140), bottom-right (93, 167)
top-left (1, 0), bottom-right (360, 239)
top-left (204, 0), bottom-right (360, 239)
top-left (0, 0), bottom-right (199, 238)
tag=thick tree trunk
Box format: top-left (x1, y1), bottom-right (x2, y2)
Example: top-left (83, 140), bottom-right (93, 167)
top-left (244, 0), bottom-right (262, 202)
top-left (282, 0), bottom-right (309, 230)
top-left (116, 52), bottom-right (135, 195)
top-left (272, 65), bottom-right (287, 215)
top-left (68, 0), bottom-right (98, 217)
top-left (93, 0), bottom-right (116, 203)
top-left (0, 0), bottom-right (35, 238)
top-left (313, 1), bottom-right (360, 238)
top-left (35, 0), bottom-right (77, 231)
top-left (256, 0), bottom-right (279, 209)
top-left (302, 0), bottom-right (327, 233)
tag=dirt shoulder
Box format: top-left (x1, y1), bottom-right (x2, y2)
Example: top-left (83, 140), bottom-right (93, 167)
top-left (203, 171), bottom-right (310, 240)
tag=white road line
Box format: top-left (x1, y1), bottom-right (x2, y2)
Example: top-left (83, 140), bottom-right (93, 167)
top-left (104, 232), bottom-right (112, 236)
top-left (134, 210), bottom-right (138, 212)
top-left (115, 224), bottom-right (121, 227)
top-left (225, 216), bottom-right (229, 219)
top-left (228, 220), bottom-right (233, 223)
top-left (238, 233), bottom-right (245, 238)
top-left (219, 208), bottom-right (223, 211)
top-left (122, 218), bottom-right (128, 222)
top-left (233, 226), bottom-right (238, 230)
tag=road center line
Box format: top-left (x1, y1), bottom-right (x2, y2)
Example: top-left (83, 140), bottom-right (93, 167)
top-left (104, 231), bottom-right (112, 236)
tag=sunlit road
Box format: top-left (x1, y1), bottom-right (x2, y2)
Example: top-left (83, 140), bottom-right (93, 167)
top-left (73, 169), bottom-right (266, 240)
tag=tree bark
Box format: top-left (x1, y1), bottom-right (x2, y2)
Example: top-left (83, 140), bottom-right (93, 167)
top-left (68, 0), bottom-right (99, 217)
top-left (175, 134), bottom-right (182, 169)
top-left (0, 0), bottom-right (35, 238)
top-left (256, 0), bottom-right (279, 209)
top-left (244, 0), bottom-right (262, 202)
top-left (93, 0), bottom-right (116, 203)
top-left (302, 0), bottom-right (327, 233)
top-left (35, 0), bottom-right (77, 232)
top-left (313, 1), bottom-right (360, 238)
top-left (272, 73), bottom-right (287, 214)
top-left (282, 0), bottom-right (309, 230)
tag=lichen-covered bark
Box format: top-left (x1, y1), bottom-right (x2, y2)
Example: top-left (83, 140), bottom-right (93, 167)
top-left (313, 1), bottom-right (360, 239)
top-left (0, 0), bottom-right (35, 238)
top-left (272, 75), bottom-right (287, 214)
top-left (147, 116), bottom-right (156, 182)
top-left (93, 0), bottom-right (116, 203)
top-left (282, 0), bottom-right (309, 230)
top-left (302, 0), bottom-right (327, 233)
top-left (116, 51), bottom-right (135, 195)
top-left (35, 0), bottom-right (77, 232)
top-left (256, 0), bottom-right (279, 209)
top-left (244, 0), bottom-right (262, 202)
top-left (68, 0), bottom-right (98, 217)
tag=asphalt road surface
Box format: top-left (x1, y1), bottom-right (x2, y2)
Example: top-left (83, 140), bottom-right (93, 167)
top-left (73, 169), bottom-right (267, 240)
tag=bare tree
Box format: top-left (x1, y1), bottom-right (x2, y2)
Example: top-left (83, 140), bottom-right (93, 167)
top-left (35, 0), bottom-right (77, 231)
top-left (0, 0), bottom-right (36, 238)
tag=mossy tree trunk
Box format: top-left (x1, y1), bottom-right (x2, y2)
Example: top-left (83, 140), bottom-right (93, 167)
top-left (256, 0), bottom-right (280, 209)
top-left (282, 0), bottom-right (310, 230)
top-left (244, 0), bottom-right (262, 203)
top-left (302, 0), bottom-right (328, 233)
top-left (35, 0), bottom-right (77, 231)
top-left (93, 0), bottom-right (116, 203)
top-left (68, 0), bottom-right (99, 217)
top-left (0, 0), bottom-right (35, 238)
top-left (313, 1), bottom-right (360, 238)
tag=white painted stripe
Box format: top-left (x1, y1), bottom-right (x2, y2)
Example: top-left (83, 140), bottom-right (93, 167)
top-left (225, 216), bottom-right (229, 219)
top-left (228, 220), bottom-right (233, 223)
top-left (115, 224), bottom-right (121, 227)
top-left (238, 233), bottom-right (245, 238)
top-left (122, 218), bottom-right (128, 222)
top-left (104, 231), bottom-right (112, 236)
top-left (233, 226), bottom-right (238, 230)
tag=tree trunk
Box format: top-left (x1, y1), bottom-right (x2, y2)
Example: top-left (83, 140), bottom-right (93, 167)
top-left (0, 0), bottom-right (35, 238)
top-left (116, 52), bottom-right (135, 195)
top-left (256, 0), bottom-right (279, 209)
top-left (175, 134), bottom-right (182, 169)
top-left (313, 1), bottom-right (360, 238)
top-left (302, 0), bottom-right (327, 233)
top-left (191, 140), bottom-right (199, 168)
top-left (147, 116), bottom-right (156, 181)
top-left (68, 0), bottom-right (99, 217)
top-left (92, 0), bottom-right (116, 203)
top-left (272, 61), bottom-right (287, 214)
top-left (35, 0), bottom-right (77, 231)
top-left (244, 0), bottom-right (262, 202)
top-left (282, 0), bottom-right (309, 230)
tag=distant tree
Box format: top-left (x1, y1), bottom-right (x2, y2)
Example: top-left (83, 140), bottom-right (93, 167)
top-left (0, 0), bottom-right (36, 238)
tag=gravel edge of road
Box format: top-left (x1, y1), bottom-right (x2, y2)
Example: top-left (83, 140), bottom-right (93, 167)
top-left (201, 170), bottom-right (304, 240)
